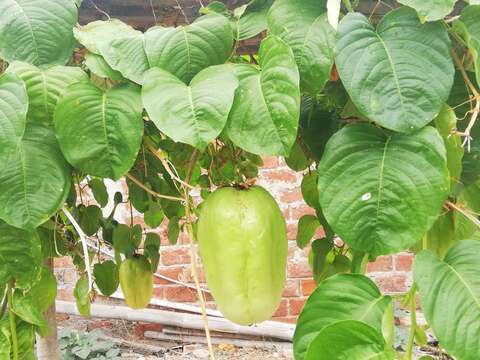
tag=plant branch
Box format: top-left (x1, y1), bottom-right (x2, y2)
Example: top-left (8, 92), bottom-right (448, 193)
top-left (182, 149), bottom-right (216, 360)
top-left (342, 0), bottom-right (354, 12)
top-left (8, 282), bottom-right (18, 360)
top-left (144, 141), bottom-right (196, 190)
top-left (125, 173), bottom-right (184, 202)
top-left (403, 284), bottom-right (418, 360)
top-left (451, 50), bottom-right (480, 150)
top-left (446, 201), bottom-right (480, 229)
top-left (62, 208), bottom-right (93, 292)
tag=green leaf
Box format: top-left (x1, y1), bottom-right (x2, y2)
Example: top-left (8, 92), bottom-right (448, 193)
top-left (268, 0), bottom-right (335, 94)
top-left (113, 224), bottom-right (137, 258)
top-left (144, 203), bottom-right (164, 228)
top-left (144, 233), bottom-right (161, 272)
top-left (0, 123), bottom-right (71, 230)
top-left (285, 142), bottom-right (310, 172)
top-left (310, 238), bottom-right (333, 283)
top-left (6, 62), bottom-right (88, 125)
top-left (168, 217), bottom-right (180, 245)
top-left (293, 273), bottom-right (391, 360)
top-left (0, 318), bottom-right (36, 360)
top-left (26, 266), bottom-right (57, 312)
top-left (296, 215), bottom-right (320, 248)
top-left (226, 36), bottom-right (301, 156)
top-left (301, 172), bottom-right (320, 210)
top-left (305, 320), bottom-right (395, 360)
top-left (461, 141), bottom-right (480, 186)
top-left (12, 290), bottom-right (47, 328)
top-left (335, 7), bottom-right (454, 133)
top-left (0, 73), bottom-right (28, 168)
top-left (0, 224), bottom-right (41, 289)
top-left (0, 0), bottom-right (78, 66)
top-left (397, 0), bottom-right (457, 22)
top-left (236, 0), bottom-right (273, 40)
top-left (433, 105), bottom-right (463, 188)
top-left (458, 5), bottom-right (480, 88)
top-left (79, 205), bottom-right (103, 236)
top-left (55, 82), bottom-right (144, 180)
top-left (74, 19), bottom-right (148, 84)
top-left (142, 65), bottom-right (238, 150)
top-left (74, 277), bottom-right (91, 317)
top-left (145, 14), bottom-right (234, 84)
top-left (89, 178), bottom-right (109, 208)
top-left (414, 240), bottom-right (480, 360)
top-left (93, 260), bottom-right (119, 296)
top-left (318, 124), bottom-right (449, 256)
top-left (84, 52), bottom-right (124, 81)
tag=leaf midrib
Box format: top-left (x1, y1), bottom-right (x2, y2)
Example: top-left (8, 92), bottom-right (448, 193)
top-left (443, 260), bottom-right (480, 309)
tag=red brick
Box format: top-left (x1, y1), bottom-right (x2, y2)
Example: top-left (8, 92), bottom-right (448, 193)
top-left (301, 279), bottom-right (317, 296)
top-left (280, 189), bottom-right (303, 203)
top-left (395, 253), bottom-right (413, 271)
top-left (165, 286), bottom-right (198, 302)
top-left (367, 256), bottom-right (393, 273)
top-left (373, 274), bottom-right (408, 293)
top-left (56, 288), bottom-right (75, 302)
top-left (290, 205), bottom-right (316, 221)
top-left (54, 257), bottom-right (73, 268)
top-left (152, 287), bottom-right (165, 299)
top-left (262, 156), bottom-right (278, 169)
top-left (289, 298), bottom-right (307, 316)
top-left (161, 247), bottom-right (191, 266)
top-left (154, 267), bottom-right (185, 285)
top-left (287, 260), bottom-right (312, 278)
top-left (133, 323), bottom-right (164, 339)
top-left (287, 224), bottom-right (297, 240)
top-left (273, 316), bottom-right (298, 324)
top-left (274, 299), bottom-right (289, 317)
top-left (282, 279), bottom-right (300, 297)
top-left (87, 320), bottom-right (113, 331)
top-left (261, 170), bottom-right (297, 183)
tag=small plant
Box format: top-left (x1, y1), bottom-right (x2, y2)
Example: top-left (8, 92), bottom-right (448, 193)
top-left (59, 328), bottom-right (121, 360)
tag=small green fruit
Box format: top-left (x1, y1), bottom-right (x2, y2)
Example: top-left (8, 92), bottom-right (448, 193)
top-left (119, 255), bottom-right (153, 309)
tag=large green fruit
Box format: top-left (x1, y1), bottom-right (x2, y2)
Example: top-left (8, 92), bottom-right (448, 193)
top-left (197, 185), bottom-right (288, 325)
top-left (119, 255), bottom-right (153, 309)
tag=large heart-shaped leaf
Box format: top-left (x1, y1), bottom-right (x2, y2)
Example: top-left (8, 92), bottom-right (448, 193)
top-left (0, 223), bottom-right (41, 289)
top-left (317, 124), bottom-right (449, 256)
top-left (397, 0), bottom-right (457, 22)
top-left (335, 7), bottom-right (454, 133)
top-left (236, 0), bottom-right (273, 40)
top-left (0, 0), bottom-right (77, 66)
top-left (145, 14), bottom-right (233, 84)
top-left (456, 5), bottom-right (480, 85)
top-left (55, 82), bottom-right (144, 180)
top-left (305, 320), bottom-right (395, 360)
top-left (0, 123), bottom-right (71, 229)
top-left (6, 62), bottom-right (88, 125)
top-left (225, 35), bottom-right (300, 156)
top-left (415, 240), bottom-right (480, 360)
top-left (142, 65), bottom-right (238, 150)
top-left (0, 73), bottom-right (28, 168)
top-left (74, 19), bottom-right (149, 84)
top-left (293, 274), bottom-right (391, 360)
top-left (267, 0), bottom-right (335, 95)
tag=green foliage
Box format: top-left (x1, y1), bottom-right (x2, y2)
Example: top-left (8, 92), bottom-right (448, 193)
top-left (0, 0), bottom-right (78, 66)
top-left (414, 240), bottom-right (480, 360)
top-left (336, 7), bottom-right (454, 133)
top-left (59, 328), bottom-right (121, 360)
top-left (293, 274), bottom-right (391, 360)
top-left (0, 1), bottom-right (479, 358)
top-left (318, 124), bottom-right (449, 256)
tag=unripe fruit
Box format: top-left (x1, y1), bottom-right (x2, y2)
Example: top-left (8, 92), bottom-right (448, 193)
top-left (197, 186), bottom-right (287, 325)
top-left (119, 255), bottom-right (153, 309)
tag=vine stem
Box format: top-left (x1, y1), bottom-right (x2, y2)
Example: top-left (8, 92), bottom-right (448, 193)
top-left (342, 0), bottom-right (354, 12)
top-left (7, 282), bottom-right (18, 360)
top-left (182, 150), bottom-right (216, 360)
top-left (125, 173), bottom-right (184, 202)
top-left (451, 50), bottom-right (480, 150)
top-left (403, 284), bottom-right (418, 360)
top-left (62, 208), bottom-right (93, 292)
top-left (446, 201), bottom-right (480, 229)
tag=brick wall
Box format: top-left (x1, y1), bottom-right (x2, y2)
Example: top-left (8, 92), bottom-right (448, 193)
top-left (55, 156), bottom-right (413, 324)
